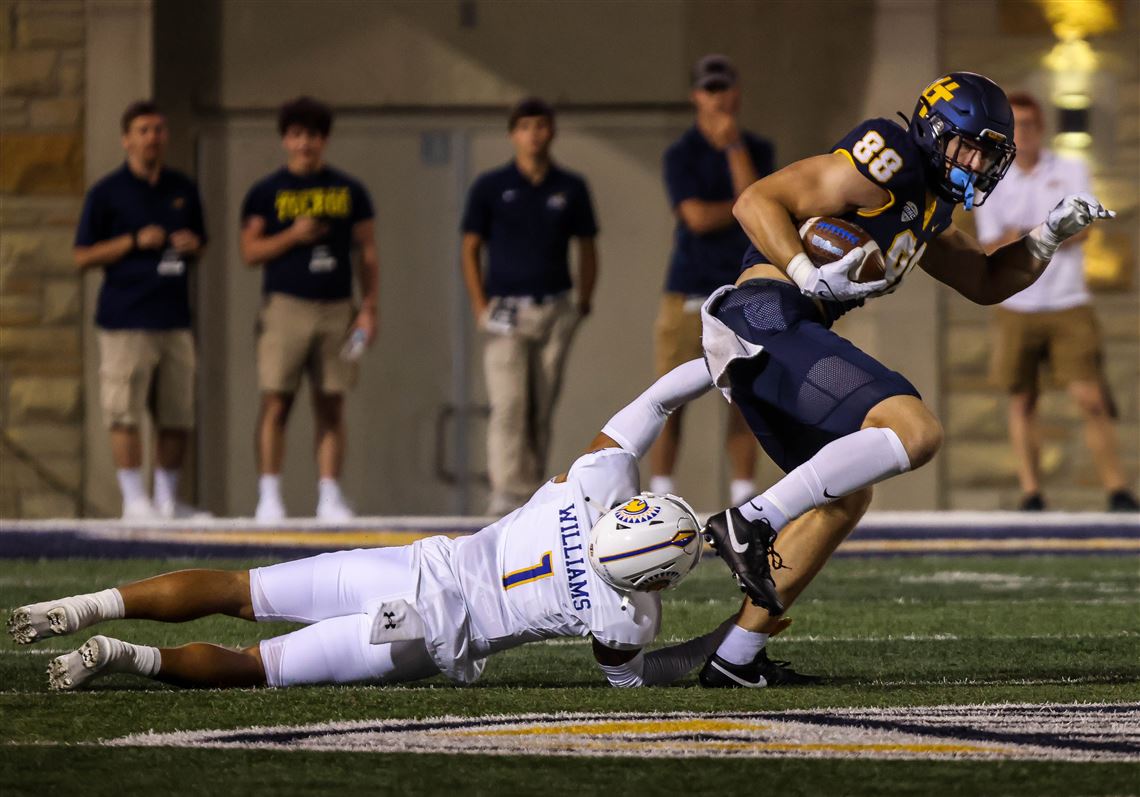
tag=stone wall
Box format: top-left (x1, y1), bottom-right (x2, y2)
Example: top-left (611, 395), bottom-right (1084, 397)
top-left (0, 1), bottom-right (87, 518)
top-left (940, 0), bottom-right (1139, 510)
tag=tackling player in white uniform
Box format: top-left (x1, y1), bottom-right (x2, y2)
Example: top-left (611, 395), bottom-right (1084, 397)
top-left (10, 360), bottom-right (740, 691)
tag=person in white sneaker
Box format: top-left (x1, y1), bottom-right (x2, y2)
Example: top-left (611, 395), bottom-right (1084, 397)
top-left (241, 97), bottom-right (380, 522)
top-left (73, 101), bottom-right (209, 521)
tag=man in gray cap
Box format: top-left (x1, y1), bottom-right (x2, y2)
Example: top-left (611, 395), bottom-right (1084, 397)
top-left (650, 55), bottom-right (775, 506)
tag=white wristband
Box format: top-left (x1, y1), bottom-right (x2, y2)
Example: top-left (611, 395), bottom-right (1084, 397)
top-left (784, 252), bottom-right (815, 289)
top-left (1025, 224), bottom-right (1060, 264)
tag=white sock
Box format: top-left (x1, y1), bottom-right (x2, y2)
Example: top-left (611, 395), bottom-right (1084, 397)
top-left (54, 588), bottom-right (124, 633)
top-left (730, 479), bottom-right (755, 506)
top-left (318, 478), bottom-right (344, 503)
top-left (649, 475), bottom-right (675, 496)
top-left (153, 468), bottom-right (179, 507)
top-left (92, 588), bottom-right (125, 620)
top-left (715, 624), bottom-right (769, 666)
top-left (105, 637), bottom-right (162, 677)
top-left (738, 427), bottom-right (911, 531)
top-left (117, 469), bottom-right (147, 504)
top-left (259, 474), bottom-right (282, 502)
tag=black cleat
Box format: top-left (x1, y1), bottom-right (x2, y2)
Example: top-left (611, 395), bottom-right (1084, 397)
top-left (699, 649), bottom-right (823, 689)
top-left (702, 508), bottom-right (784, 614)
top-left (1018, 493), bottom-right (1046, 511)
top-left (1108, 489), bottom-right (1140, 512)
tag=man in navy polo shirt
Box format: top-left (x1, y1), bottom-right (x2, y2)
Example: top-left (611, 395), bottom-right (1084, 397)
top-left (241, 97), bottom-right (379, 523)
top-left (461, 97), bottom-right (599, 514)
top-left (74, 100), bottom-right (207, 520)
top-left (650, 55), bottom-right (775, 507)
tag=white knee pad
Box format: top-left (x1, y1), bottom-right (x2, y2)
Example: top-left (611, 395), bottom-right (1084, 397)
top-left (259, 614), bottom-right (439, 687)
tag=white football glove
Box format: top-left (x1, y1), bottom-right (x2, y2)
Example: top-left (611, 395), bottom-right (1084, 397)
top-left (1026, 193), bottom-right (1115, 263)
top-left (785, 248), bottom-right (890, 303)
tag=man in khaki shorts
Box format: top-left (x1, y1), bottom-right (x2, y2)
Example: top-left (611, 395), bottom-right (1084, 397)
top-left (461, 98), bottom-right (599, 514)
top-left (651, 55), bottom-right (775, 506)
top-left (74, 101), bottom-right (207, 520)
top-left (240, 97), bottom-right (379, 522)
top-left (975, 91), bottom-right (1138, 511)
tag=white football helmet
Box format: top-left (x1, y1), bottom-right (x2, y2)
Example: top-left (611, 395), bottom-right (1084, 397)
top-left (588, 493), bottom-right (703, 592)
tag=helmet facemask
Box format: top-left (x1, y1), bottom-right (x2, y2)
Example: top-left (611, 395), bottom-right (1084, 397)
top-left (929, 116), bottom-right (1016, 209)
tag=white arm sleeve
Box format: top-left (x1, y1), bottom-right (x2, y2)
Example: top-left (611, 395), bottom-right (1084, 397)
top-left (601, 359), bottom-right (713, 459)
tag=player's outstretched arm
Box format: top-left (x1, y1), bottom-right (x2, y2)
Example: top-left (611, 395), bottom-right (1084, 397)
top-left (592, 621), bottom-right (732, 688)
top-left (922, 194), bottom-right (1115, 305)
top-left (595, 359), bottom-right (713, 459)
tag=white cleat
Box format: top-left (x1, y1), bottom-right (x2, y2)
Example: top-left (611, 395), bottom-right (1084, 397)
top-left (48, 636), bottom-right (110, 691)
top-left (7, 600), bottom-right (77, 645)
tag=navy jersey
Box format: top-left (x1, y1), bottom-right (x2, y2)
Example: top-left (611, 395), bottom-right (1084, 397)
top-left (743, 118), bottom-right (956, 324)
top-left (241, 167), bottom-right (373, 301)
top-left (461, 162), bottom-right (597, 299)
top-left (664, 127), bottom-right (775, 296)
top-left (75, 164), bottom-right (206, 330)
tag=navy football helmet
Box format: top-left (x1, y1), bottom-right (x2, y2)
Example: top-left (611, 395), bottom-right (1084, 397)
top-left (907, 72), bottom-right (1016, 209)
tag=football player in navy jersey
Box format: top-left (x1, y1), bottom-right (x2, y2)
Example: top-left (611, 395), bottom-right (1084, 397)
top-left (696, 73), bottom-right (1116, 688)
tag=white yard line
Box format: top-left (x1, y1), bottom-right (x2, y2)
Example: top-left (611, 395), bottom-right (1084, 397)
top-left (534, 630), bottom-right (1136, 647)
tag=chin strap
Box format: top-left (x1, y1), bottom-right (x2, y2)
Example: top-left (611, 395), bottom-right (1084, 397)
top-left (948, 167), bottom-right (976, 211)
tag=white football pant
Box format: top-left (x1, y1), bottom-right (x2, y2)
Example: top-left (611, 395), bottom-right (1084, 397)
top-left (250, 547), bottom-right (440, 687)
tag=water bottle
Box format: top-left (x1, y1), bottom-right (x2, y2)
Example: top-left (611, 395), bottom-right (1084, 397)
top-left (340, 328), bottom-right (367, 362)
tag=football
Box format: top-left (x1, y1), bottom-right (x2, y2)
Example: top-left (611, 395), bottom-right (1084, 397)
top-left (799, 216), bottom-right (886, 283)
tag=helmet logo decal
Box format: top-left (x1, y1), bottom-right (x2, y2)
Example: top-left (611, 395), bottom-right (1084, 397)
top-left (918, 77), bottom-right (960, 118)
top-left (614, 498), bottom-right (661, 524)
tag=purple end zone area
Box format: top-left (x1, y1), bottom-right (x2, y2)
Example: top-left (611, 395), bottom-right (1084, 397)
top-left (0, 513), bottom-right (1136, 559)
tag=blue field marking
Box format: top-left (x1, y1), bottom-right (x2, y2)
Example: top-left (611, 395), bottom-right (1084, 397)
top-left (0, 513), bottom-right (1135, 559)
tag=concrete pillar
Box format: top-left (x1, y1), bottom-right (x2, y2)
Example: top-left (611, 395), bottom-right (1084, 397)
top-left (81, 0), bottom-right (154, 515)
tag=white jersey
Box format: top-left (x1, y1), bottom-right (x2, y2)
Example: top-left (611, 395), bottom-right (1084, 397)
top-left (411, 448), bottom-right (660, 684)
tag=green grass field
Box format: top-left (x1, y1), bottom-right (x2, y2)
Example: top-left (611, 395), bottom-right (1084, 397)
top-left (2, 554), bottom-right (1138, 795)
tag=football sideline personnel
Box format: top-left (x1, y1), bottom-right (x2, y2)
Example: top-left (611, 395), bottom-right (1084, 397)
top-left (8, 360), bottom-right (785, 692)
top-left (697, 72), bottom-right (1116, 687)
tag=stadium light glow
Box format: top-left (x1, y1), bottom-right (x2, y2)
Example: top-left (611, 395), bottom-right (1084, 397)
top-left (1037, 0), bottom-right (1124, 284)
top-left (1037, 0), bottom-right (1114, 154)
top-left (1038, 0), bottom-right (1118, 41)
